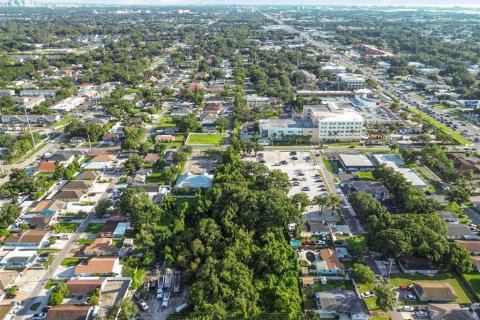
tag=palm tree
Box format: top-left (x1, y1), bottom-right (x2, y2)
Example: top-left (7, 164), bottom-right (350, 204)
top-left (313, 195), bottom-right (329, 215)
top-left (327, 194), bottom-right (343, 215)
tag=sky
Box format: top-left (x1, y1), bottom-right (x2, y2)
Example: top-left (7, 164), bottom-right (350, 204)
top-left (32, 0), bottom-right (480, 7)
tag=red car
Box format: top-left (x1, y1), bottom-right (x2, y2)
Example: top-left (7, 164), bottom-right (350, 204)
top-left (303, 240), bottom-right (315, 246)
top-left (399, 285), bottom-right (409, 291)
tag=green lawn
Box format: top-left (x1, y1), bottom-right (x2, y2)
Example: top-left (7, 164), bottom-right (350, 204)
top-left (77, 238), bottom-right (94, 245)
top-left (157, 116), bottom-right (176, 128)
top-left (145, 172), bottom-right (167, 184)
top-left (186, 133), bottom-right (225, 146)
top-left (463, 273), bottom-right (480, 300)
top-left (408, 106), bottom-right (470, 144)
top-left (389, 273), bottom-right (474, 304)
top-left (52, 117), bottom-right (73, 128)
top-left (84, 223), bottom-right (105, 234)
top-left (112, 240), bottom-right (124, 248)
top-left (60, 257), bottom-right (82, 267)
top-left (52, 223), bottom-right (79, 233)
top-left (44, 279), bottom-right (67, 290)
top-left (322, 157), bottom-right (333, 173)
top-left (357, 171), bottom-right (374, 180)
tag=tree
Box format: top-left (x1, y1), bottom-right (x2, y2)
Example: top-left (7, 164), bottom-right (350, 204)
top-left (351, 263), bottom-right (375, 284)
top-left (446, 179), bottom-right (474, 205)
top-left (327, 194), bottom-right (342, 214)
top-left (53, 161), bottom-right (64, 180)
top-left (347, 236), bottom-right (368, 256)
top-left (122, 126), bottom-right (145, 151)
top-left (349, 191), bottom-right (388, 222)
top-left (375, 282), bottom-right (396, 312)
top-left (87, 288), bottom-right (100, 305)
top-left (0, 202), bottom-right (20, 229)
top-left (291, 193), bottom-right (311, 212)
top-left (216, 116), bottom-right (229, 133)
top-left (48, 282), bottom-right (70, 306)
top-left (95, 199), bottom-right (113, 217)
top-left (172, 114), bottom-right (201, 133)
top-left (123, 154), bottom-right (143, 175)
top-left (444, 242), bottom-right (473, 273)
top-left (313, 195), bottom-right (329, 214)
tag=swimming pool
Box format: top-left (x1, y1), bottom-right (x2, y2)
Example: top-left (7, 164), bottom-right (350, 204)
top-left (290, 241), bottom-right (301, 247)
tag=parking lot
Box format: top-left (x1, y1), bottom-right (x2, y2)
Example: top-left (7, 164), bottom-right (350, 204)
top-left (254, 151), bottom-right (327, 200)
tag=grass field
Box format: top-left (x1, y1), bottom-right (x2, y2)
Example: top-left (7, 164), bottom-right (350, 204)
top-left (77, 238), bottom-right (94, 245)
top-left (145, 172), bottom-right (167, 184)
top-left (157, 116), bottom-right (176, 128)
top-left (186, 133), bottom-right (225, 146)
top-left (52, 117), bottom-right (73, 128)
top-left (60, 257), bottom-right (82, 267)
top-left (408, 106), bottom-right (470, 144)
top-left (389, 273), bottom-right (474, 304)
top-left (463, 273), bottom-right (480, 300)
top-left (44, 279), bottom-right (67, 290)
top-left (52, 222), bottom-right (78, 233)
top-left (357, 171), bottom-right (374, 180)
top-left (84, 222), bottom-right (105, 234)
top-left (322, 157), bottom-right (333, 173)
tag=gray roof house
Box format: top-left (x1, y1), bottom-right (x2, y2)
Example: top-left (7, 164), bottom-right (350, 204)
top-left (350, 181), bottom-right (389, 201)
top-left (315, 290), bottom-right (369, 320)
top-left (447, 223), bottom-right (475, 240)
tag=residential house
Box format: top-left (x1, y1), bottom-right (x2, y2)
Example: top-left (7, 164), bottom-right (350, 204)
top-left (456, 240), bottom-right (480, 255)
top-left (350, 181), bottom-right (389, 201)
top-left (3, 230), bottom-right (50, 248)
top-left (447, 223), bottom-right (475, 240)
top-left (30, 200), bottom-right (64, 216)
top-left (52, 190), bottom-right (85, 202)
top-left (204, 102), bottom-right (222, 113)
top-left (130, 184), bottom-right (160, 200)
top-left (429, 304), bottom-right (473, 320)
top-left (1, 114), bottom-right (61, 124)
top-left (20, 89), bottom-right (56, 98)
top-left (0, 89), bottom-right (15, 96)
top-left (70, 136), bottom-right (86, 144)
top-left (315, 248), bottom-right (345, 275)
top-left (37, 161), bottom-right (57, 173)
top-left (315, 290), bottom-right (370, 320)
top-left (46, 305), bottom-right (93, 320)
top-left (170, 107), bottom-right (193, 116)
top-left (75, 171), bottom-right (100, 182)
top-left (412, 283), bottom-right (457, 302)
top-left (102, 133), bottom-right (120, 143)
top-left (30, 215), bottom-right (54, 230)
top-left (113, 222), bottom-right (131, 238)
top-left (398, 257), bottom-right (440, 275)
top-left (201, 113), bottom-right (218, 125)
top-left (53, 180), bottom-right (93, 202)
top-left (84, 238), bottom-right (120, 256)
top-left (74, 257), bottom-right (122, 277)
top-left (23, 96), bottom-right (46, 109)
top-left (0, 249), bottom-right (38, 268)
top-left (195, 72), bottom-right (209, 80)
top-left (155, 135), bottom-right (176, 143)
top-left (176, 173), bottom-right (214, 189)
top-left (66, 278), bottom-right (107, 295)
top-left (0, 271), bottom-right (22, 291)
top-left (307, 222), bottom-right (331, 237)
top-left (82, 154), bottom-right (115, 171)
top-left (47, 151), bottom-right (77, 166)
top-left (99, 220), bottom-right (120, 238)
top-left (302, 277), bottom-right (314, 288)
top-left (144, 154), bottom-right (160, 164)
top-left (188, 82), bottom-right (205, 91)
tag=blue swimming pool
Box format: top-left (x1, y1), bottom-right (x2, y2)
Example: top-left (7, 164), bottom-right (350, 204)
top-left (290, 241), bottom-right (301, 247)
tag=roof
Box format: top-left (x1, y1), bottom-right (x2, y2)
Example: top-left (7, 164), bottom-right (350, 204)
top-left (75, 257), bottom-right (118, 275)
top-left (0, 271), bottom-right (20, 290)
top-left (144, 154), bottom-right (160, 163)
top-left (66, 278), bottom-right (105, 294)
top-left (400, 257), bottom-right (439, 271)
top-left (338, 154), bottom-right (376, 168)
top-left (413, 282), bottom-right (457, 300)
top-left (53, 190), bottom-right (84, 201)
top-left (62, 180), bottom-right (93, 191)
top-left (447, 223), bottom-right (475, 238)
top-left (101, 220), bottom-right (120, 234)
top-left (319, 248), bottom-right (345, 271)
top-left (91, 154), bottom-right (115, 162)
top-left (4, 230), bottom-right (49, 244)
top-left (130, 183), bottom-right (160, 194)
top-left (428, 304), bottom-right (472, 320)
top-left (84, 238), bottom-right (120, 255)
top-left (302, 277), bottom-right (314, 286)
top-left (176, 173), bottom-right (213, 188)
top-left (317, 290), bottom-right (369, 316)
top-left (48, 151), bottom-right (76, 162)
top-left (308, 222), bottom-right (331, 234)
top-left (31, 200), bottom-right (63, 213)
top-left (457, 240), bottom-right (480, 253)
top-left (350, 181), bottom-right (388, 195)
top-left (31, 215), bottom-right (54, 229)
top-left (75, 171), bottom-right (100, 180)
top-left (37, 161), bottom-right (57, 172)
top-left (46, 305), bottom-right (93, 320)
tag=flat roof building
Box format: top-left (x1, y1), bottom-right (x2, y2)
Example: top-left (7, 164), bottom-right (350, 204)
top-left (338, 154), bottom-right (377, 171)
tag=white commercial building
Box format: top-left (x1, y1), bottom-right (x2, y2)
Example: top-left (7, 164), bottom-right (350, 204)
top-left (337, 73), bottom-right (366, 90)
top-left (322, 64), bottom-right (347, 74)
top-left (51, 96), bottom-right (85, 112)
top-left (259, 104), bottom-right (364, 143)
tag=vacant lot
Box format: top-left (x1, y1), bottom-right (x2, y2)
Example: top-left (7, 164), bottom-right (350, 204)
top-left (463, 273), bottom-right (480, 299)
top-left (60, 257), bottom-right (82, 267)
top-left (53, 222), bottom-right (79, 233)
top-left (186, 133), bottom-right (225, 146)
top-left (157, 116), bottom-right (176, 128)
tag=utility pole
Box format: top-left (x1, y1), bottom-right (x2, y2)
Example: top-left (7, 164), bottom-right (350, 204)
top-left (24, 106), bottom-right (37, 150)
top-left (87, 133), bottom-right (92, 149)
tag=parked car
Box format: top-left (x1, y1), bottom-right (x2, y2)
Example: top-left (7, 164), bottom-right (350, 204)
top-left (360, 291), bottom-right (374, 298)
top-left (301, 187), bottom-right (310, 191)
top-left (405, 294), bottom-right (416, 300)
top-left (314, 240), bottom-right (325, 245)
top-left (303, 240), bottom-right (315, 246)
top-left (416, 310), bottom-right (428, 317)
top-left (33, 313), bottom-right (47, 320)
top-left (138, 300), bottom-right (149, 311)
top-left (399, 306), bottom-right (414, 312)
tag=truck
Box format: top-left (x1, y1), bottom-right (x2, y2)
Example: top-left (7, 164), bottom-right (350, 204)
top-left (156, 276), bottom-right (164, 299)
top-left (163, 268), bottom-right (173, 291)
top-left (173, 270), bottom-right (181, 294)
top-left (175, 303), bottom-right (188, 313)
top-left (162, 291), bottom-right (170, 309)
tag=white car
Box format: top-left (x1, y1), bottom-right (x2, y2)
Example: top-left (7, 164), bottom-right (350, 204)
top-left (360, 291), bottom-right (374, 298)
top-left (416, 310), bottom-right (428, 317)
top-left (405, 294), bottom-right (416, 300)
top-left (139, 300), bottom-right (149, 311)
top-left (400, 306), bottom-right (414, 312)
top-left (33, 313), bottom-right (47, 320)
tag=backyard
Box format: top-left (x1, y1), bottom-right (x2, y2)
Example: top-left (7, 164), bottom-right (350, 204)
top-left (301, 279), bottom-right (354, 310)
top-left (85, 222), bottom-right (105, 234)
top-left (52, 222), bottom-right (79, 233)
top-left (157, 116), bottom-right (176, 129)
top-left (60, 257), bottom-right (83, 267)
top-left (463, 273), bottom-right (480, 300)
top-left (186, 133), bottom-right (225, 146)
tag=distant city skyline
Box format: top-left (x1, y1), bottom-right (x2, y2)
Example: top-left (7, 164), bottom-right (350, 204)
top-left (23, 0), bottom-right (480, 8)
